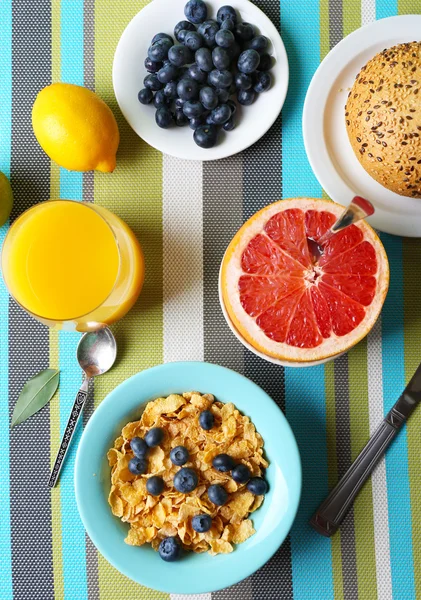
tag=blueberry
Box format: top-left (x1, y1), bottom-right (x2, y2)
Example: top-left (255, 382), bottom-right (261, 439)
top-left (138, 88), bottom-right (153, 105)
top-left (247, 477), bottom-right (268, 495)
top-left (175, 29), bottom-right (189, 44)
top-left (177, 66), bottom-right (189, 80)
top-left (215, 29), bottom-right (235, 48)
top-left (220, 17), bottom-right (235, 31)
top-left (231, 463), bottom-right (251, 483)
top-left (184, 30), bottom-right (204, 51)
top-left (157, 63), bottom-right (179, 84)
top-left (145, 426), bottom-right (165, 447)
top-left (195, 47), bottom-right (213, 72)
top-left (199, 409), bottom-right (214, 429)
top-left (207, 484), bottom-right (228, 505)
top-left (159, 537), bottom-right (181, 562)
top-left (212, 46), bottom-right (230, 70)
top-left (184, 0), bottom-right (207, 24)
top-left (192, 514), bottom-right (212, 533)
top-left (238, 49), bottom-right (260, 73)
top-left (200, 86), bottom-right (218, 110)
top-left (174, 108), bottom-right (189, 126)
top-left (235, 72), bottom-right (252, 90)
top-left (234, 22), bottom-right (255, 42)
top-left (170, 445), bottom-right (190, 466)
top-left (249, 35), bottom-right (269, 54)
top-left (174, 20), bottom-right (196, 43)
top-left (144, 57), bottom-right (162, 73)
top-left (173, 467), bottom-right (198, 493)
top-left (177, 78), bottom-right (199, 101)
top-left (253, 71), bottom-right (272, 93)
top-left (153, 89), bottom-right (168, 108)
top-left (229, 82), bottom-right (237, 95)
top-left (208, 69), bottom-right (232, 88)
top-left (168, 44), bottom-right (193, 67)
top-left (144, 73), bottom-right (163, 91)
top-left (212, 453), bottom-right (235, 472)
top-left (148, 38), bottom-right (172, 62)
top-left (164, 80), bottom-right (178, 99)
top-left (189, 116), bottom-right (206, 130)
top-left (188, 63), bottom-right (207, 83)
top-left (146, 475), bottom-right (165, 496)
top-left (175, 97), bottom-right (186, 109)
top-left (216, 5), bottom-right (237, 24)
top-left (258, 53), bottom-right (273, 71)
top-left (226, 99), bottom-right (236, 114)
top-left (183, 100), bottom-right (205, 119)
top-left (237, 88), bottom-right (256, 105)
top-left (227, 41), bottom-right (241, 61)
top-left (128, 457), bottom-right (147, 475)
top-left (216, 88), bottom-right (230, 103)
top-left (152, 32), bottom-right (174, 45)
top-left (210, 103), bottom-right (231, 125)
top-left (205, 113), bottom-right (214, 125)
top-left (198, 20), bottom-right (220, 48)
top-left (130, 436), bottom-right (148, 457)
top-left (194, 124), bottom-right (218, 148)
top-left (223, 116), bottom-right (236, 131)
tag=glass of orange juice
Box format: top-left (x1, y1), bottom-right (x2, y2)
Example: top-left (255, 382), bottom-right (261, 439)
top-left (1, 200), bottom-right (144, 331)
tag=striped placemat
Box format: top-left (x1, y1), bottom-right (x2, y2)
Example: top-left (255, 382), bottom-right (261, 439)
top-left (1, 0), bottom-right (420, 599)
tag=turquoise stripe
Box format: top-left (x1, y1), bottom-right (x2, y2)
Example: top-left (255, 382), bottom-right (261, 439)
top-left (280, 0), bottom-right (333, 597)
top-left (59, 2), bottom-right (88, 600)
top-left (0, 0), bottom-right (13, 598)
top-left (376, 0), bottom-right (398, 19)
top-left (380, 234), bottom-right (415, 600)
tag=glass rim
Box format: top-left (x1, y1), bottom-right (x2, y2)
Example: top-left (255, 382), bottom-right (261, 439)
top-left (1, 199), bottom-right (122, 323)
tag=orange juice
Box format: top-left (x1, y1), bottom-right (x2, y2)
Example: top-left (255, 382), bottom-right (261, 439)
top-left (2, 200), bottom-right (144, 331)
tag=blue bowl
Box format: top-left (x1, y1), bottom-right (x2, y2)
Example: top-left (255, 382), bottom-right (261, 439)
top-left (75, 362), bottom-right (301, 594)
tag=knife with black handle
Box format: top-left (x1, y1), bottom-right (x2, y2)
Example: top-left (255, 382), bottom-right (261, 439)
top-left (310, 361), bottom-right (421, 537)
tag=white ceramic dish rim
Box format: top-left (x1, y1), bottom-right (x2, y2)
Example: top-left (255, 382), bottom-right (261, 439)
top-left (302, 15), bottom-right (421, 237)
top-left (112, 0), bottom-right (289, 161)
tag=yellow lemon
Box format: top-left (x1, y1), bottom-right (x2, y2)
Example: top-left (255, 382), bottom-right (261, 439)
top-left (32, 83), bottom-right (120, 172)
top-left (0, 171), bottom-right (13, 226)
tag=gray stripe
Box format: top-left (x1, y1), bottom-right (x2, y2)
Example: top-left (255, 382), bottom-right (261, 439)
top-left (203, 156), bottom-right (244, 372)
top-left (329, 0), bottom-right (343, 49)
top-left (334, 354), bottom-right (358, 600)
top-left (213, 578), bottom-right (253, 600)
top-left (9, 1), bottom-right (54, 598)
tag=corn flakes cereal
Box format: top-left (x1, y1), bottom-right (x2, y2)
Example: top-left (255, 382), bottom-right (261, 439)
top-left (108, 392), bottom-right (268, 556)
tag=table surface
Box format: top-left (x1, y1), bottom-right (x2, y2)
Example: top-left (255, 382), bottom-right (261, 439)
top-left (1, 1), bottom-right (420, 599)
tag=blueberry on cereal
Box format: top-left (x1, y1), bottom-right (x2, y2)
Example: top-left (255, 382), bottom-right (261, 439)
top-left (128, 457), bottom-right (147, 475)
top-left (231, 463), bottom-right (251, 484)
top-left (212, 453), bottom-right (235, 472)
top-left (199, 409), bottom-right (214, 430)
top-left (130, 436), bottom-right (148, 458)
top-left (208, 484), bottom-right (228, 505)
top-left (174, 467), bottom-right (198, 493)
top-left (247, 477), bottom-right (268, 496)
top-left (159, 536), bottom-right (182, 562)
top-left (145, 427), bottom-right (164, 447)
top-left (146, 475), bottom-right (165, 496)
top-left (170, 445), bottom-right (190, 466)
top-left (192, 514), bottom-right (212, 533)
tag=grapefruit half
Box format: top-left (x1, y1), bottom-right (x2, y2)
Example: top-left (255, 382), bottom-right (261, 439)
top-left (221, 198), bottom-right (389, 363)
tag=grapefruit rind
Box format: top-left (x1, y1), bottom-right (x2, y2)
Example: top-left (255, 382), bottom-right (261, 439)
top-left (221, 198), bottom-right (389, 363)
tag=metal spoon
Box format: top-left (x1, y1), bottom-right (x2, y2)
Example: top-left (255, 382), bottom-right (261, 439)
top-left (48, 327), bottom-right (117, 488)
top-left (308, 196), bottom-right (375, 260)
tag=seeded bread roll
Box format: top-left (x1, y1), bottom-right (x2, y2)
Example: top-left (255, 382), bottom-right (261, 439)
top-left (345, 41), bottom-right (421, 198)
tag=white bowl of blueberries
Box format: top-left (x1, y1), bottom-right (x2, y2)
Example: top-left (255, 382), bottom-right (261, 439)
top-left (113, 0), bottom-right (289, 160)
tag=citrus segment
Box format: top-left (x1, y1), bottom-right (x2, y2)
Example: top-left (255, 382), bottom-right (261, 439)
top-left (221, 198), bottom-right (389, 363)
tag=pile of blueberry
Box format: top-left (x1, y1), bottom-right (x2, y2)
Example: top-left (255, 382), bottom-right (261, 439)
top-left (138, 0), bottom-right (274, 148)
top-left (128, 406), bottom-right (268, 562)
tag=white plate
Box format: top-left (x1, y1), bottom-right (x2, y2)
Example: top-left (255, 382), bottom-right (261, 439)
top-left (113, 0), bottom-right (288, 161)
top-left (303, 15), bottom-right (421, 237)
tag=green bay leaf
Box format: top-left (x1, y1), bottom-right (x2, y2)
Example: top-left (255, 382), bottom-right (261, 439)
top-left (11, 368), bottom-right (60, 427)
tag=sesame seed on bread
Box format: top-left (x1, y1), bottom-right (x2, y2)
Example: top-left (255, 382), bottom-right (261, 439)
top-left (345, 41), bottom-right (421, 198)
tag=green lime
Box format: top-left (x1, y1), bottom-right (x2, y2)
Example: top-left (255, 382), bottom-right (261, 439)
top-left (0, 171), bottom-right (13, 226)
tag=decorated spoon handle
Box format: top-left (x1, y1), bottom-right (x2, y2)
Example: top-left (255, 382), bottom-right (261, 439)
top-left (48, 377), bottom-right (90, 488)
